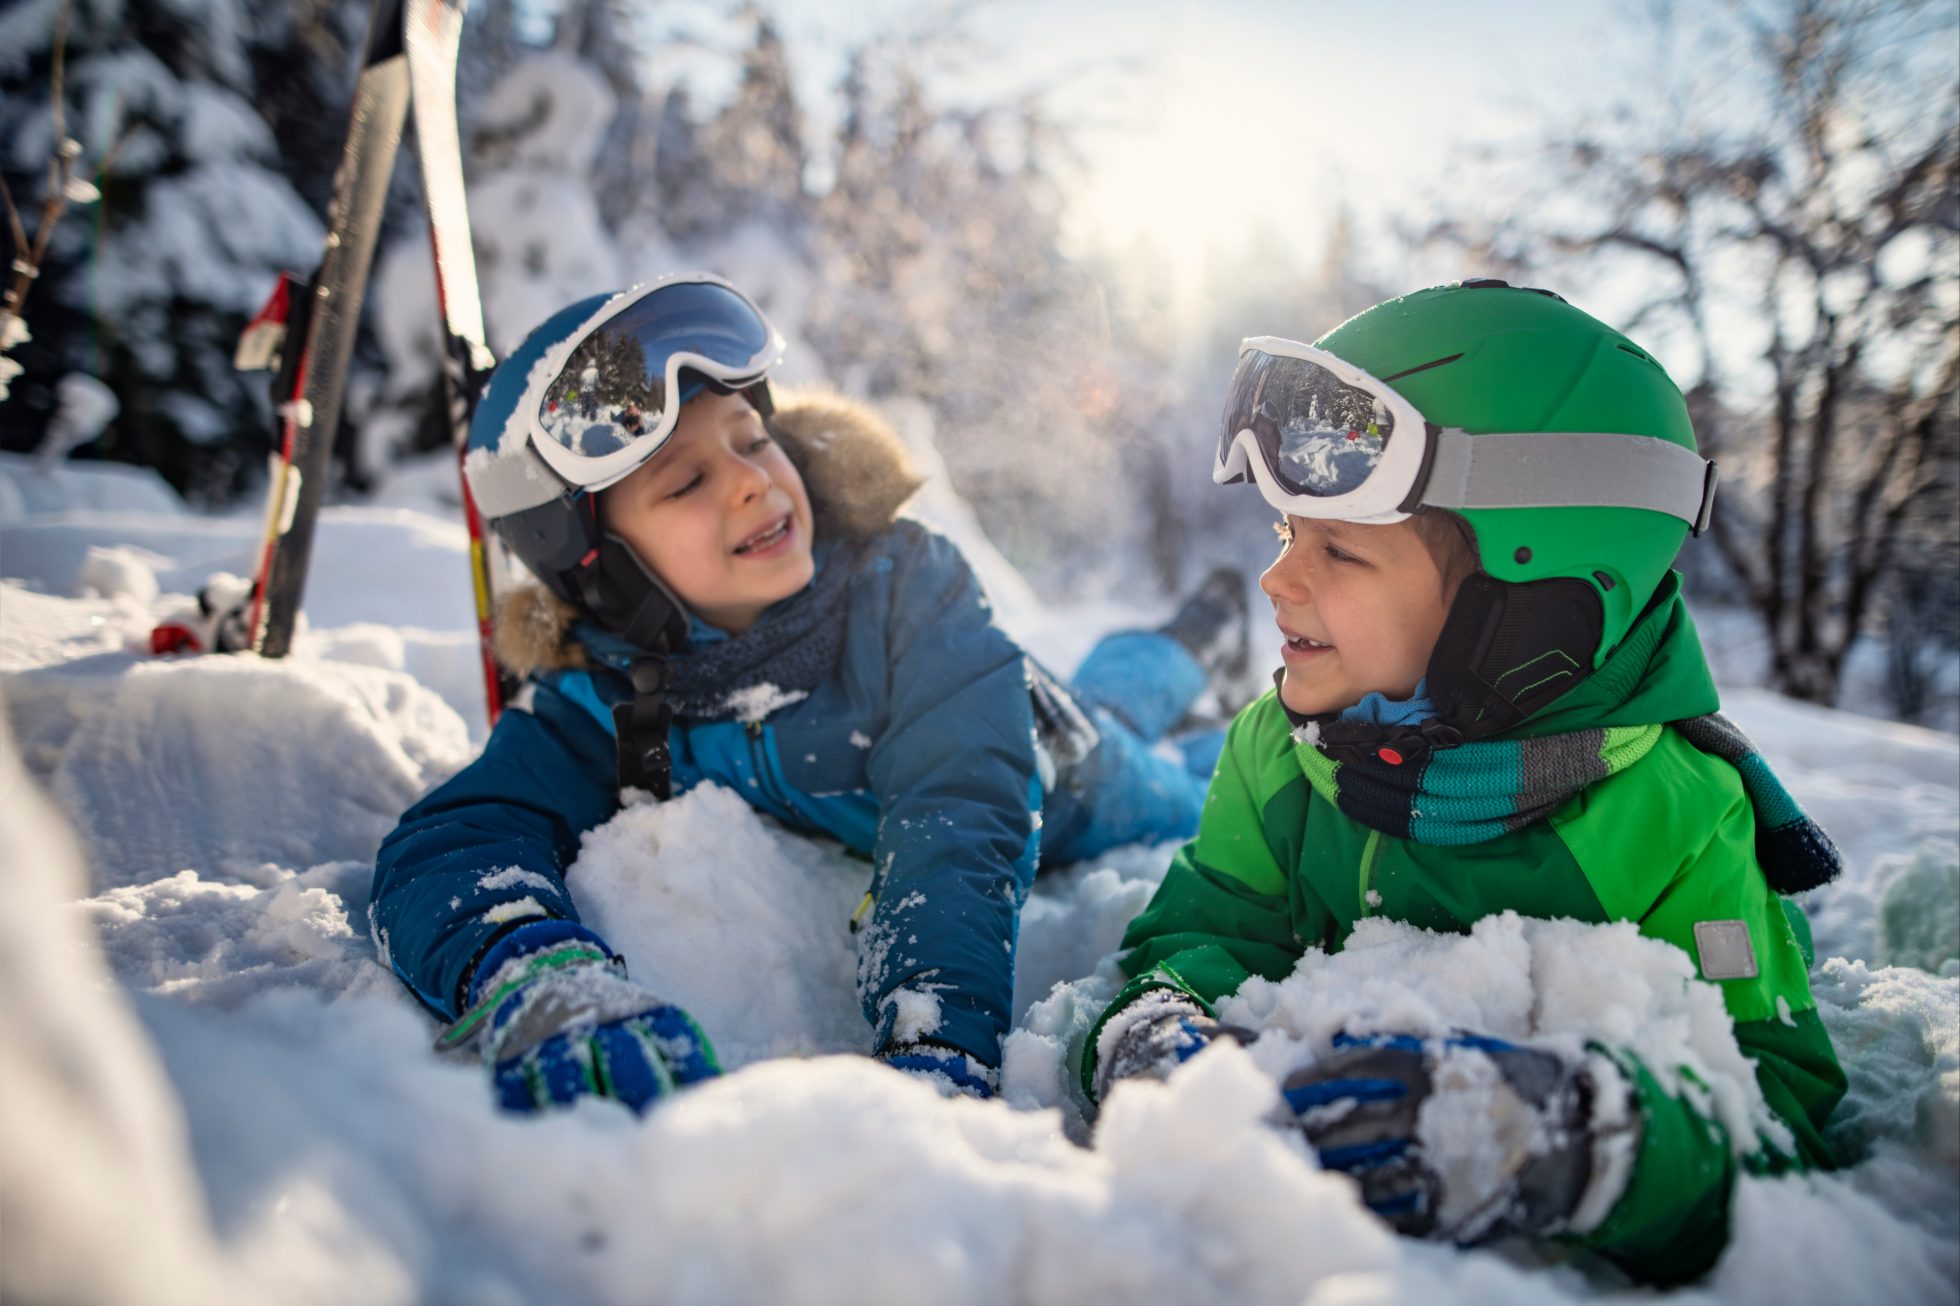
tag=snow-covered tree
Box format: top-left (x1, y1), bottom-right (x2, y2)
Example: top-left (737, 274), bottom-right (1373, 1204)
top-left (0, 0), bottom-right (329, 502)
top-left (699, 8), bottom-right (807, 235)
top-left (795, 33), bottom-right (1153, 584)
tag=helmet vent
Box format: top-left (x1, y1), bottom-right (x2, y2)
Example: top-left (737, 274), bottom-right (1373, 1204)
top-left (1617, 343), bottom-right (1664, 371)
top-left (1459, 278), bottom-right (1568, 303)
top-left (1381, 353), bottom-right (1463, 383)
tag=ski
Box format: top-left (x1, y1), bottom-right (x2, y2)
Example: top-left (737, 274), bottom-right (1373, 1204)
top-left (403, 0), bottom-right (512, 724)
top-left (241, 0), bottom-right (412, 657)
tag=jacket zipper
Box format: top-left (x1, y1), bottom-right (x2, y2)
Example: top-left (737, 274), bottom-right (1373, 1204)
top-left (1357, 827), bottom-right (1383, 919)
top-left (745, 720), bottom-right (790, 811)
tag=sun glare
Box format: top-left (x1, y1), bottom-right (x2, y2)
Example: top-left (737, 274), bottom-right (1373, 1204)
top-left (1066, 35), bottom-right (1409, 306)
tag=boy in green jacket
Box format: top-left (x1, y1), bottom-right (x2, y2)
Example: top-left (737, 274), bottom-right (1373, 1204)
top-left (1086, 282), bottom-right (1846, 1285)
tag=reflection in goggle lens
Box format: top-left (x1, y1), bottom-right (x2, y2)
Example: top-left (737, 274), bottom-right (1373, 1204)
top-left (533, 281), bottom-right (774, 466)
top-left (1223, 351), bottom-right (1396, 499)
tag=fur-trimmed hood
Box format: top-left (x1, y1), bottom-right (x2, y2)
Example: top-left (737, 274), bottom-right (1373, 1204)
top-left (493, 390), bottom-right (923, 678)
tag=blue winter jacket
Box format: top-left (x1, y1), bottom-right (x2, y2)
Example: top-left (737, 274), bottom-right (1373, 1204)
top-left (373, 398), bottom-right (1059, 1067)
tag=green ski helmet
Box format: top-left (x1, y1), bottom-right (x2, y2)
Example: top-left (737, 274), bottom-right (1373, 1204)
top-left (1223, 280), bottom-right (1716, 752)
top-left (1314, 280), bottom-right (1700, 656)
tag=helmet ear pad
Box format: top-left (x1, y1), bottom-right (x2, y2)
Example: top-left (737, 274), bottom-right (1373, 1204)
top-left (493, 491), bottom-right (689, 652)
top-left (1424, 574), bottom-right (1603, 742)
top-left (579, 532), bottom-right (690, 651)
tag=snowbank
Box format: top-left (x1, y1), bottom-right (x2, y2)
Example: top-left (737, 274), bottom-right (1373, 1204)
top-left (0, 694), bottom-right (234, 1305)
top-left (1, 457), bottom-right (1956, 1304)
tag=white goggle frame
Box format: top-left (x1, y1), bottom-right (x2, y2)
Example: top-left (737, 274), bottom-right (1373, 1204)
top-left (1216, 335), bottom-right (1719, 534)
top-left (517, 272), bottom-right (786, 493)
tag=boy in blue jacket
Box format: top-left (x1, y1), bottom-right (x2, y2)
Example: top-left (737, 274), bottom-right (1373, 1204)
top-left (372, 274), bottom-right (1244, 1112)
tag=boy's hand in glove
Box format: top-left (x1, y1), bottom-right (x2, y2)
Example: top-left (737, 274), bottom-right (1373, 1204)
top-left (1093, 988), bottom-right (1258, 1103)
top-left (438, 921), bottom-right (720, 1114)
top-left (1280, 1031), bottom-right (1637, 1244)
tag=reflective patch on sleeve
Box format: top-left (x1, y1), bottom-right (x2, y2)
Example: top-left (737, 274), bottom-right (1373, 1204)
top-left (1693, 919), bottom-right (1760, 980)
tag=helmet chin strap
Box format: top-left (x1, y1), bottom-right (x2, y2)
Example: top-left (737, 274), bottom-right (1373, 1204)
top-left (568, 526), bottom-right (692, 798)
top-left (1292, 575), bottom-right (1605, 768)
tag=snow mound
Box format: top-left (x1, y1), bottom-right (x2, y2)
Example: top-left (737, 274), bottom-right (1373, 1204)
top-left (577, 786), bottom-right (1184, 1078)
top-left (1812, 958), bottom-right (1960, 1170)
top-left (8, 653), bottom-right (469, 889)
top-left (82, 860), bottom-right (396, 1010)
top-left (0, 705), bottom-right (234, 1305)
top-left (575, 784), bottom-right (874, 1066)
top-left (77, 543), bottom-right (165, 604)
top-left (0, 450), bottom-right (185, 522)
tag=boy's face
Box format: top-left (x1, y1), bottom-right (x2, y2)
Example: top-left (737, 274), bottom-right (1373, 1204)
top-left (597, 390), bottom-right (814, 635)
top-left (1260, 516), bottom-right (1457, 717)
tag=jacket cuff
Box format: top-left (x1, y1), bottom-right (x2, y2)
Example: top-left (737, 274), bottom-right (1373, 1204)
top-left (1080, 971), bottom-right (1214, 1104)
top-left (1571, 1047), bottom-right (1736, 1285)
top-left (877, 1041), bottom-right (999, 1098)
top-left (463, 919), bottom-right (609, 1007)
top-left (872, 989), bottom-right (1003, 1070)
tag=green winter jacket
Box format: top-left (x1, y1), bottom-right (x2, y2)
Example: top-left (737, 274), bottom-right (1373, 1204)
top-left (1086, 578), bottom-right (1844, 1285)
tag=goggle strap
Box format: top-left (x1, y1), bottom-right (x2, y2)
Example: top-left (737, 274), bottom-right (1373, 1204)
top-left (1420, 429), bottom-right (1715, 529)
top-left (1395, 422), bottom-right (1447, 515)
top-left (743, 380), bottom-right (775, 419)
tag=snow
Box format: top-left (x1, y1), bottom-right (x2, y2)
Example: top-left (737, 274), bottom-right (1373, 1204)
top-left (77, 544), bottom-right (162, 605)
top-left (1, 452), bottom-right (1957, 1304)
top-left (0, 451), bottom-right (185, 520)
top-left (717, 680), bottom-right (807, 721)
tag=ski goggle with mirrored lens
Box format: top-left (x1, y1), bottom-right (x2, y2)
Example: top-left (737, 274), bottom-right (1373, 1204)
top-left (518, 274), bottom-right (786, 491)
top-left (1215, 336), bottom-right (1718, 533)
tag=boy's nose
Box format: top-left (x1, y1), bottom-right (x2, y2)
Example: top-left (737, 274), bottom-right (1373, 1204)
top-left (727, 451), bottom-right (772, 501)
top-left (1260, 547), bottom-right (1310, 606)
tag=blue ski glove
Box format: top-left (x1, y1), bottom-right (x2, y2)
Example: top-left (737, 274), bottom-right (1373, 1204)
top-left (877, 1041), bottom-right (999, 1100)
top-left (1092, 989), bottom-right (1257, 1103)
top-left (437, 920), bottom-right (720, 1114)
top-left (1280, 1031), bottom-right (1635, 1244)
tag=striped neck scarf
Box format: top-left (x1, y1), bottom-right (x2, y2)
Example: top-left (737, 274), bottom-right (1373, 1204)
top-left (1294, 713), bottom-right (1839, 895)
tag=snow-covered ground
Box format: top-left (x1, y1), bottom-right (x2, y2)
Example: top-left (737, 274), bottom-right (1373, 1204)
top-left (1, 450), bottom-right (1954, 1306)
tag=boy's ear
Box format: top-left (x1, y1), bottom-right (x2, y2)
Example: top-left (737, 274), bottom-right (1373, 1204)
top-left (1426, 576), bottom-right (1602, 739)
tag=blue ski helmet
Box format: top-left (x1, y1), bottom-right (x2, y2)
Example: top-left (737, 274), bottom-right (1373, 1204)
top-left (463, 275), bottom-right (784, 645)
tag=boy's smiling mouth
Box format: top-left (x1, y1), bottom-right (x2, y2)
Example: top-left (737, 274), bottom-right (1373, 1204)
top-left (732, 513), bottom-right (795, 556)
top-left (1278, 622), bottom-right (1334, 659)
